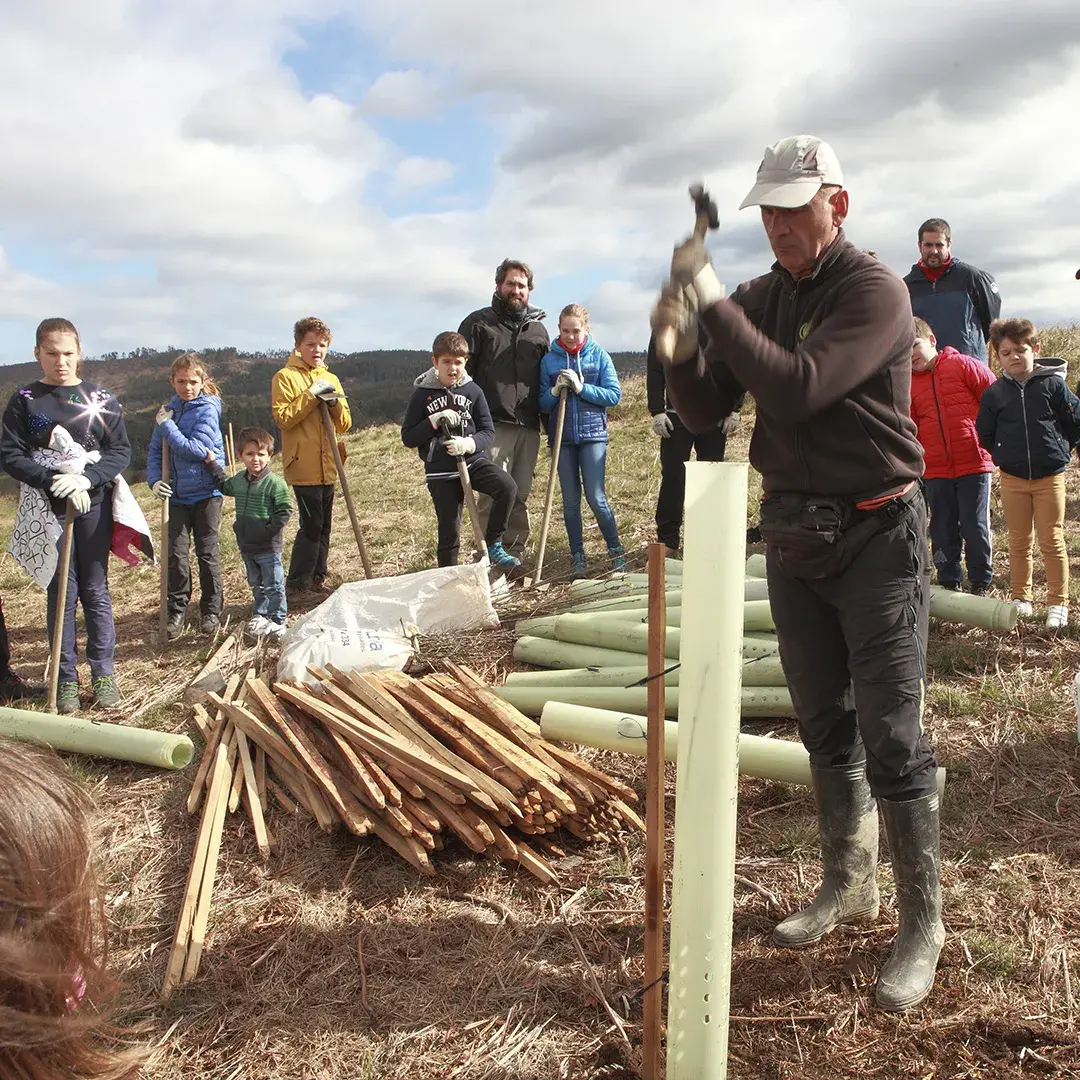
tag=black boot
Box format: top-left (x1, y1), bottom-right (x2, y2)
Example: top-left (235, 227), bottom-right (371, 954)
top-left (875, 792), bottom-right (945, 1011)
top-left (0, 670), bottom-right (46, 703)
top-left (773, 763), bottom-right (880, 947)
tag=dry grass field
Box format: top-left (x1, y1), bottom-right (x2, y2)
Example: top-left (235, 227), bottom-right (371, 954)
top-left (3, 328), bottom-right (1080, 1078)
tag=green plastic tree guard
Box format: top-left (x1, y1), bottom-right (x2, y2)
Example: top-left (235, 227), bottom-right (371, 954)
top-left (513, 634), bottom-right (779, 670)
top-left (495, 682), bottom-right (795, 719)
top-left (504, 653), bottom-right (787, 688)
top-left (0, 705), bottom-right (195, 769)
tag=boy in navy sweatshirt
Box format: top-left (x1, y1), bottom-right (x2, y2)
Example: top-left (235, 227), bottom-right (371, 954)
top-left (401, 332), bottom-right (520, 570)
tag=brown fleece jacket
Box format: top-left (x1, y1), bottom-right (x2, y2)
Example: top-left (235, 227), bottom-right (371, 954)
top-left (665, 230), bottom-right (924, 501)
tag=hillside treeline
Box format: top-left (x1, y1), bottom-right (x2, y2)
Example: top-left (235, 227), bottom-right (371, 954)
top-left (0, 346), bottom-right (647, 480)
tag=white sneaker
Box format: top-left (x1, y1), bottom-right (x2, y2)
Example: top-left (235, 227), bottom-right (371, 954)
top-left (1046, 604), bottom-right (1069, 630)
top-left (245, 615), bottom-right (270, 638)
top-left (263, 620), bottom-right (286, 640)
top-left (1012, 599), bottom-right (1034, 618)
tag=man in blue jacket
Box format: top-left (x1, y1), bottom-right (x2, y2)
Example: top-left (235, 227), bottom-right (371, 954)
top-left (903, 218), bottom-right (1000, 364)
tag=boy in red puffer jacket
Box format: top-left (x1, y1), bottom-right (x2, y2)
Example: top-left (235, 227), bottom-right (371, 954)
top-left (910, 316), bottom-right (996, 593)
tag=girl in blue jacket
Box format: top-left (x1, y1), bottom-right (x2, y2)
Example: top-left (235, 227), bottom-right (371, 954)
top-left (147, 354), bottom-right (227, 638)
top-left (539, 304), bottom-right (624, 578)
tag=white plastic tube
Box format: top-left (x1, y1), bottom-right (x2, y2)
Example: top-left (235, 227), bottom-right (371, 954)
top-left (668, 460), bottom-right (747, 1078)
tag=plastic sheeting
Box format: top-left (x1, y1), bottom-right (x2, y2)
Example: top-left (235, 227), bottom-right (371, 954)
top-left (276, 561), bottom-right (499, 684)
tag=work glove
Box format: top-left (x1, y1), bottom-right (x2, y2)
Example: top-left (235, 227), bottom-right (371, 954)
top-left (669, 229), bottom-right (725, 311)
top-left (48, 425), bottom-right (77, 453)
top-left (69, 491), bottom-right (91, 516)
top-left (722, 412), bottom-right (741, 436)
top-left (50, 473), bottom-right (91, 500)
top-left (444, 436), bottom-right (476, 457)
top-left (555, 369), bottom-right (584, 394)
top-left (309, 377), bottom-right (335, 399)
top-left (650, 282), bottom-right (700, 365)
top-left (651, 413), bottom-right (674, 438)
top-left (155, 406), bottom-right (174, 425)
top-left (429, 409), bottom-right (462, 431)
top-left (152, 480), bottom-right (173, 500)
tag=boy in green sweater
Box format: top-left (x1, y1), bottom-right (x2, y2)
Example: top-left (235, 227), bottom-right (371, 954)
top-left (205, 427), bottom-right (292, 639)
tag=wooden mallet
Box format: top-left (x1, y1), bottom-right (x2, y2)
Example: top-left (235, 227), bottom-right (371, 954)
top-left (654, 182), bottom-right (720, 364)
top-left (533, 388), bottom-right (568, 584)
top-left (318, 397), bottom-right (373, 579)
top-left (438, 417), bottom-right (487, 561)
top-left (46, 501), bottom-right (76, 713)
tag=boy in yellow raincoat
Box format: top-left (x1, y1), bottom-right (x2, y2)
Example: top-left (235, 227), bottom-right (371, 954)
top-left (271, 317), bottom-right (352, 594)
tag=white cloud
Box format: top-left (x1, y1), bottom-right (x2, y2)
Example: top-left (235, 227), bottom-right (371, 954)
top-left (0, 0), bottom-right (1078, 365)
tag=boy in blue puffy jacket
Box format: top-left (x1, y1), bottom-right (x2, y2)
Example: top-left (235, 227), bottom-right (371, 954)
top-left (976, 318), bottom-right (1080, 630)
top-left (147, 353), bottom-right (227, 638)
top-left (539, 304), bottom-right (624, 578)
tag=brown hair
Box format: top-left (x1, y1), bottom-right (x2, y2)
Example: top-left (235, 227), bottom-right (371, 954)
top-left (913, 317), bottom-right (934, 341)
top-left (170, 352), bottom-right (220, 397)
top-left (431, 331), bottom-right (469, 359)
top-left (237, 427), bottom-right (275, 455)
top-left (293, 317), bottom-right (332, 346)
top-left (918, 218), bottom-right (951, 243)
top-left (990, 318), bottom-right (1039, 350)
top-left (559, 303), bottom-right (589, 326)
top-left (494, 259), bottom-right (534, 290)
top-left (0, 738), bottom-right (142, 1078)
top-left (35, 319), bottom-right (81, 349)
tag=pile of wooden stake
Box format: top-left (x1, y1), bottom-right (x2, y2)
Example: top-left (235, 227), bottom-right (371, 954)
top-left (162, 661), bottom-right (642, 997)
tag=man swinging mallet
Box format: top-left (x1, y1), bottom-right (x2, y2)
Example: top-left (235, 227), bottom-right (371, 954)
top-left (651, 135), bottom-right (943, 1012)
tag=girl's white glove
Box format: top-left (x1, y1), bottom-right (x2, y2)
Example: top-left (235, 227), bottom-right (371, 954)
top-left (152, 480), bottom-right (173, 499)
top-left (50, 474), bottom-right (91, 499)
top-left (444, 436), bottom-right (476, 457)
top-left (555, 369), bottom-right (584, 394)
top-left (69, 491), bottom-right (92, 515)
top-left (156, 406), bottom-right (174, 425)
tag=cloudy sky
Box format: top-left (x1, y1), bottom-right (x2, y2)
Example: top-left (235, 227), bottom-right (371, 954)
top-left (1, 0), bottom-right (1078, 365)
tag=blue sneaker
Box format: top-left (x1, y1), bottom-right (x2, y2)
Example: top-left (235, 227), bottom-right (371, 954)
top-left (609, 544), bottom-right (627, 572)
top-left (488, 541), bottom-right (521, 571)
top-left (569, 551), bottom-right (587, 580)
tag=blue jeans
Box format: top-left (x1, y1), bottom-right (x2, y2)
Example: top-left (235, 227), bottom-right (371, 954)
top-left (924, 473), bottom-right (992, 587)
top-left (556, 441), bottom-right (620, 553)
top-left (243, 553), bottom-right (286, 625)
top-left (46, 497), bottom-right (116, 683)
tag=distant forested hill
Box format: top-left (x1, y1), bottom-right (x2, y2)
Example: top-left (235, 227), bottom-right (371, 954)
top-left (0, 346), bottom-right (646, 481)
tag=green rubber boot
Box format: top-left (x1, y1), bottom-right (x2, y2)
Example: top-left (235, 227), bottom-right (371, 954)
top-left (875, 792), bottom-right (945, 1012)
top-left (773, 763), bottom-right (880, 947)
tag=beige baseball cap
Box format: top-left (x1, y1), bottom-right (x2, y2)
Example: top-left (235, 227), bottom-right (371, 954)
top-left (740, 135), bottom-right (844, 210)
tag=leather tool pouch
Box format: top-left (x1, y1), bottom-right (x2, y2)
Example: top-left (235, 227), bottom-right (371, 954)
top-left (758, 492), bottom-right (907, 580)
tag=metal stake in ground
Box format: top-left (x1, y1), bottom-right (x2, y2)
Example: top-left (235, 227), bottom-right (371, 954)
top-left (159, 442), bottom-right (171, 645)
top-left (439, 417), bottom-right (487, 560)
top-left (318, 398), bottom-right (373, 579)
top-left (534, 389), bottom-right (567, 584)
top-left (46, 501), bottom-right (77, 713)
top-left (643, 541), bottom-right (667, 1080)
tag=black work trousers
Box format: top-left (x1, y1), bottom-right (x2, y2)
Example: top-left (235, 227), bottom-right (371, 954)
top-left (767, 491), bottom-right (938, 801)
top-left (428, 461), bottom-right (517, 567)
top-left (167, 497), bottom-right (223, 619)
top-left (655, 416), bottom-right (727, 549)
top-left (288, 484), bottom-right (334, 588)
top-left (0, 597), bottom-right (11, 676)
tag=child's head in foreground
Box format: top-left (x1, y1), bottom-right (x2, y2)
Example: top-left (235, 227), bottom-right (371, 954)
top-left (990, 318), bottom-right (1040, 382)
top-left (431, 331), bottom-right (469, 389)
top-left (293, 317), bottom-right (332, 370)
top-left (0, 737), bottom-right (141, 1078)
top-left (237, 427), bottom-right (275, 478)
top-left (911, 316), bottom-right (938, 373)
top-left (34, 318), bottom-right (83, 387)
top-left (169, 353), bottom-right (220, 402)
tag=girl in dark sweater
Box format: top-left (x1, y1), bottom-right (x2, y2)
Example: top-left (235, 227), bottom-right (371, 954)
top-left (0, 318), bottom-right (131, 714)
